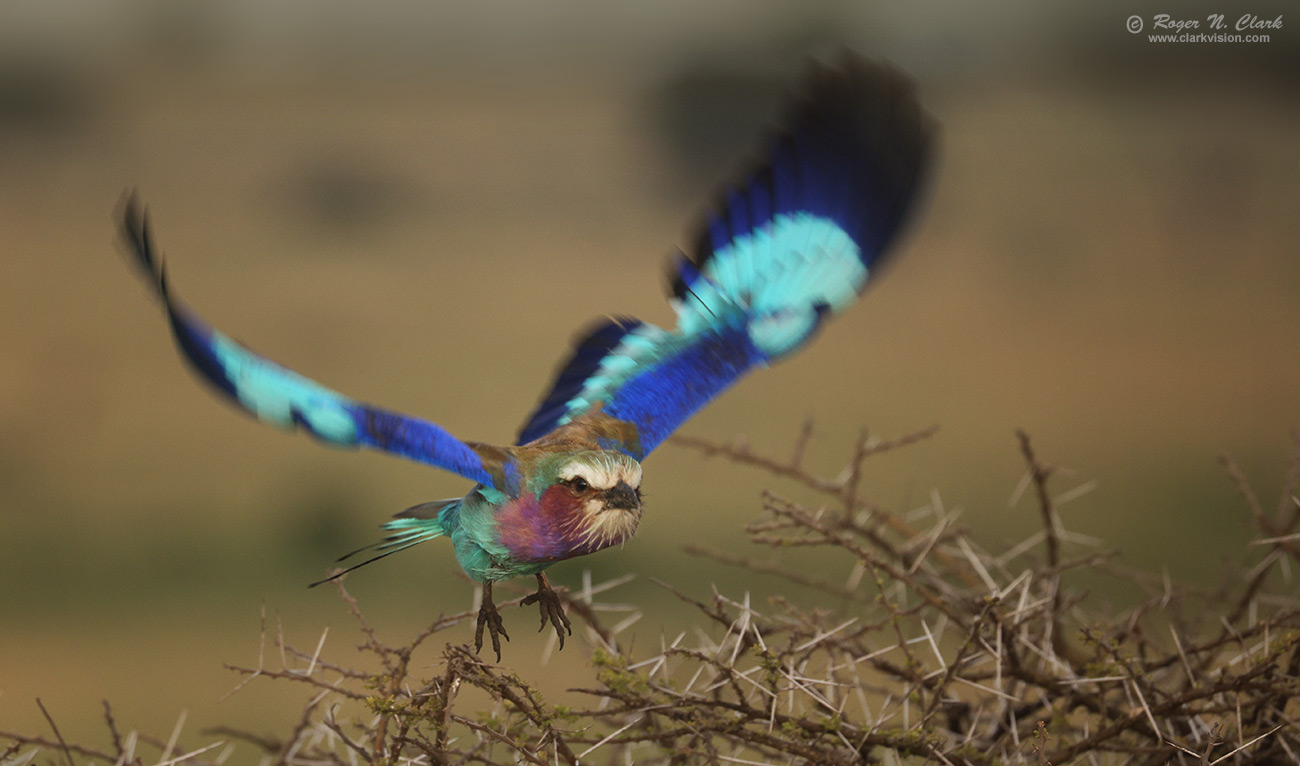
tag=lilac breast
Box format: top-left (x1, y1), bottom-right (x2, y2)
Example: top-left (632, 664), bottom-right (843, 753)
top-left (496, 493), bottom-right (588, 564)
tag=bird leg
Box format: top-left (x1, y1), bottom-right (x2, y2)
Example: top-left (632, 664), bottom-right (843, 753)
top-left (521, 572), bottom-right (573, 648)
top-left (475, 581), bottom-right (510, 661)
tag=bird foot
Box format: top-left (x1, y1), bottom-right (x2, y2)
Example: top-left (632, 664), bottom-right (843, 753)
top-left (475, 582), bottom-right (510, 661)
top-left (521, 572), bottom-right (573, 649)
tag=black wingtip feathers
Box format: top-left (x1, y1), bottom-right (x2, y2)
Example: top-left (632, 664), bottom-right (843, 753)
top-left (118, 191), bottom-right (174, 302)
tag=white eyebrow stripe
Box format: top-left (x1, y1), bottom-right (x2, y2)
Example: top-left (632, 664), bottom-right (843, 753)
top-left (559, 456), bottom-right (643, 490)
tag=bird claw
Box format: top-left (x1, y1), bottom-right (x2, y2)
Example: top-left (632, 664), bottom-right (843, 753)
top-left (521, 573), bottom-right (573, 649)
top-left (474, 582), bottom-right (510, 661)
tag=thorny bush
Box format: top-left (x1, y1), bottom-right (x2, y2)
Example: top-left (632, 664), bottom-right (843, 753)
top-left (5, 426), bottom-right (1299, 765)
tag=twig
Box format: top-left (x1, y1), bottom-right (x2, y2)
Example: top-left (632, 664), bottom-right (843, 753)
top-left (8, 425), bottom-right (1300, 765)
top-left (35, 699), bottom-right (75, 766)
top-left (102, 700), bottom-right (125, 759)
top-left (1015, 430), bottom-right (1072, 665)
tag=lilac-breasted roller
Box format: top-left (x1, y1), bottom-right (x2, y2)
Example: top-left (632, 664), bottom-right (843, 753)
top-left (120, 54), bottom-right (935, 659)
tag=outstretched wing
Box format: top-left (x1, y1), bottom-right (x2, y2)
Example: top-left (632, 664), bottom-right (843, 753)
top-left (121, 198), bottom-right (499, 488)
top-left (517, 54), bottom-right (935, 457)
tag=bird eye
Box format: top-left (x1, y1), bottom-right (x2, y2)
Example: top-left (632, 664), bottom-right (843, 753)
top-left (568, 477), bottom-right (589, 492)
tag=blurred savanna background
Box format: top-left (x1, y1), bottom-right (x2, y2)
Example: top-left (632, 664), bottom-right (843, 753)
top-left (2, 0), bottom-right (1298, 756)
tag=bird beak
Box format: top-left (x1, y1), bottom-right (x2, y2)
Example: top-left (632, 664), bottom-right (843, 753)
top-left (603, 481), bottom-right (640, 511)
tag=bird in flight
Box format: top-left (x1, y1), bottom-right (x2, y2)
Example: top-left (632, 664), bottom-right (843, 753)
top-left (120, 53), bottom-right (934, 660)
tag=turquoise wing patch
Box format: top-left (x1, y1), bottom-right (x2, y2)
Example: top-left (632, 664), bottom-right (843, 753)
top-left (121, 198), bottom-right (495, 487)
top-left (516, 55), bottom-right (934, 456)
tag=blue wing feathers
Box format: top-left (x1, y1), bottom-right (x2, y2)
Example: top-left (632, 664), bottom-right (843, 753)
top-left (707, 215), bottom-right (730, 260)
top-left (725, 187), bottom-right (751, 247)
top-left (353, 407), bottom-right (493, 484)
top-left (748, 165), bottom-right (774, 232)
top-left (122, 54), bottom-right (933, 584)
top-left (120, 196), bottom-right (495, 487)
top-left (517, 55), bottom-right (932, 456)
top-left (516, 317), bottom-right (645, 444)
top-left (165, 308), bottom-right (240, 401)
top-left (605, 323), bottom-right (766, 456)
top-left (682, 55), bottom-right (932, 289)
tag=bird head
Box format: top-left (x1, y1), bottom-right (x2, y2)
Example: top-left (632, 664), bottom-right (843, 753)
top-left (539, 450), bottom-right (644, 551)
